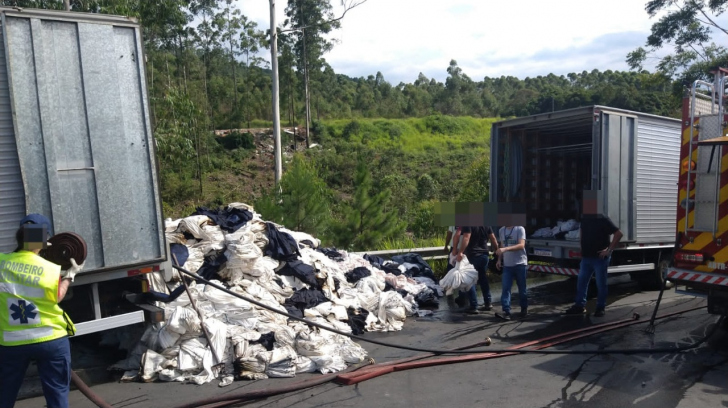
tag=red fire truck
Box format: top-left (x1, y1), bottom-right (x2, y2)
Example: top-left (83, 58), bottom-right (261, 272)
top-left (668, 68), bottom-right (728, 316)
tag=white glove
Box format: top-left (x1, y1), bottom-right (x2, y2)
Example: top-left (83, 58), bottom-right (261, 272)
top-left (61, 258), bottom-right (84, 282)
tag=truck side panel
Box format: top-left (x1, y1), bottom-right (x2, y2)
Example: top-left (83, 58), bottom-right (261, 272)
top-left (635, 117), bottom-right (681, 242)
top-left (0, 27), bottom-right (24, 251)
top-left (1, 14), bottom-right (164, 271)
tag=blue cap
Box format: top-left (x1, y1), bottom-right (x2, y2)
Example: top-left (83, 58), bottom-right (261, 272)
top-left (19, 214), bottom-right (54, 237)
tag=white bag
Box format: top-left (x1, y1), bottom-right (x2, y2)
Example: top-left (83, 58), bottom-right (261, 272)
top-left (439, 258), bottom-right (478, 295)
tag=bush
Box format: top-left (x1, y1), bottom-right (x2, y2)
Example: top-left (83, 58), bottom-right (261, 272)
top-left (374, 120), bottom-right (404, 140)
top-left (416, 174), bottom-right (439, 201)
top-left (342, 120), bottom-right (361, 140)
top-left (311, 120), bottom-right (329, 143)
top-left (216, 131), bottom-right (254, 150)
top-left (423, 115), bottom-right (467, 134)
top-left (161, 171), bottom-right (199, 206)
top-left (408, 200), bottom-right (439, 239)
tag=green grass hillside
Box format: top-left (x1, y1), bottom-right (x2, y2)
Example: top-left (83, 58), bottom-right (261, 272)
top-left (160, 115), bottom-right (498, 250)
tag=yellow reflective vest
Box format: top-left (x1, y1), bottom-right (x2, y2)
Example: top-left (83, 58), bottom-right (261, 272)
top-left (0, 250), bottom-right (75, 346)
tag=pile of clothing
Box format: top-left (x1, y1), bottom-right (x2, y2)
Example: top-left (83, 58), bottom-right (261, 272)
top-left (530, 219), bottom-right (580, 240)
top-left (111, 203), bottom-right (443, 386)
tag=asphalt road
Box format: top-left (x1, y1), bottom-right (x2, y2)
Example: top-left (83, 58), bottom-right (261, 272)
top-left (15, 277), bottom-right (728, 408)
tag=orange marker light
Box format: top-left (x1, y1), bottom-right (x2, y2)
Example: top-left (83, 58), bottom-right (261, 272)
top-left (681, 159), bottom-right (696, 172)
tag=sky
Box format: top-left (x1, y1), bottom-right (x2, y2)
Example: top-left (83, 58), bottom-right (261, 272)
top-left (236, 0), bottom-right (715, 85)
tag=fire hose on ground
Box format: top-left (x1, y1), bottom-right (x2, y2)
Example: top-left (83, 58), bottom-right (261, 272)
top-left (67, 264), bottom-right (725, 408)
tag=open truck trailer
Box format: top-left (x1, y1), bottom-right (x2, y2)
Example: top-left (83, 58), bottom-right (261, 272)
top-left (490, 105), bottom-right (681, 289)
top-left (668, 68), bottom-right (728, 315)
top-left (0, 8), bottom-right (169, 335)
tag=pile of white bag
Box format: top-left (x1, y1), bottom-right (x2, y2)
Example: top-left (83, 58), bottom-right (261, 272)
top-left (114, 203), bottom-right (440, 386)
top-left (531, 219), bottom-right (580, 239)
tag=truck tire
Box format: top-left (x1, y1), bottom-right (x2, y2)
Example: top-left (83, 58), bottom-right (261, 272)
top-left (634, 258), bottom-right (667, 291)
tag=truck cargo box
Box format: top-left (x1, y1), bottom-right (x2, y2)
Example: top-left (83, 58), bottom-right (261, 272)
top-left (489, 106), bottom-right (681, 282)
top-left (490, 106), bottom-right (681, 243)
top-left (0, 8), bottom-right (165, 278)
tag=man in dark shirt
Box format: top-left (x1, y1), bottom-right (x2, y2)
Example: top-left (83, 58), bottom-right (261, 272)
top-left (565, 193), bottom-right (623, 317)
top-left (452, 226), bottom-right (499, 313)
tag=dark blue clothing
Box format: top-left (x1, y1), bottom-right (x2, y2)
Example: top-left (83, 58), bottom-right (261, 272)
top-left (170, 243), bottom-right (189, 267)
top-left (391, 253), bottom-right (436, 281)
top-left (264, 223), bottom-right (300, 262)
top-left (196, 252), bottom-right (228, 281)
top-left (345, 267), bottom-right (371, 284)
top-left (0, 336), bottom-right (71, 408)
top-left (192, 207), bottom-right (253, 233)
top-left (277, 260), bottom-right (319, 288)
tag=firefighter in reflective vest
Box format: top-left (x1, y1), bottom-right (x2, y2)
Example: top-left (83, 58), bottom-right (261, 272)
top-left (0, 214), bottom-right (83, 408)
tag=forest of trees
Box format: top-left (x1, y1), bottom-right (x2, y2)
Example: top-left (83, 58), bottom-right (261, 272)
top-left (3, 0), bottom-right (726, 250)
top-left (1, 1), bottom-right (689, 127)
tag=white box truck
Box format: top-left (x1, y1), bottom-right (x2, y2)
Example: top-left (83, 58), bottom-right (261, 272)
top-left (489, 106), bottom-right (681, 289)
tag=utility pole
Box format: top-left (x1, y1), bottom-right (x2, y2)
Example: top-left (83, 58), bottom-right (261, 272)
top-left (270, 0), bottom-right (282, 184)
top-left (302, 27), bottom-right (311, 148)
top-left (63, 0), bottom-right (70, 11)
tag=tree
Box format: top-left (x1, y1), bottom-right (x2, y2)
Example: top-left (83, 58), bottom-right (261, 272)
top-left (154, 87), bottom-right (210, 197)
top-left (457, 156), bottom-right (491, 202)
top-left (284, 0), bottom-right (339, 147)
top-left (278, 32), bottom-right (299, 128)
top-left (257, 155), bottom-right (331, 235)
top-left (416, 174), bottom-right (439, 201)
top-left (239, 16), bottom-right (265, 129)
top-left (627, 0), bottom-right (728, 84)
top-left (335, 161), bottom-right (402, 250)
top-left (215, 1), bottom-right (243, 115)
top-left (191, 0), bottom-right (221, 129)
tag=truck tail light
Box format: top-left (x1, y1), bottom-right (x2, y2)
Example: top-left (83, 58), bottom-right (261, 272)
top-left (568, 250), bottom-right (581, 258)
top-left (681, 159), bottom-right (696, 172)
top-left (674, 251), bottom-right (705, 263)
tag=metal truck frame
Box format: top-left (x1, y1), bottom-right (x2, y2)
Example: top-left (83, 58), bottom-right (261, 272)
top-left (0, 8), bottom-right (169, 335)
top-left (490, 105), bottom-right (682, 288)
top-left (668, 68), bottom-right (728, 315)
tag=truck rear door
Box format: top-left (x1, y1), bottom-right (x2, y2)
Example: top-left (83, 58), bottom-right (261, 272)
top-left (600, 111), bottom-right (636, 241)
top-left (0, 9), bottom-right (165, 273)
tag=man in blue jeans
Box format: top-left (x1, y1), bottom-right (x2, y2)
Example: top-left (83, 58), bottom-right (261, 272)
top-left (495, 225), bottom-right (528, 320)
top-left (452, 226), bottom-right (499, 314)
top-left (564, 192), bottom-right (623, 317)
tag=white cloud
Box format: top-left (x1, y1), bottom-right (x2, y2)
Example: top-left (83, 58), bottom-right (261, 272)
top-left (234, 0), bottom-right (719, 84)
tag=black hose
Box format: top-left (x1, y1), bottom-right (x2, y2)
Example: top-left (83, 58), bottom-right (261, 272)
top-left (174, 264), bottom-right (722, 356)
